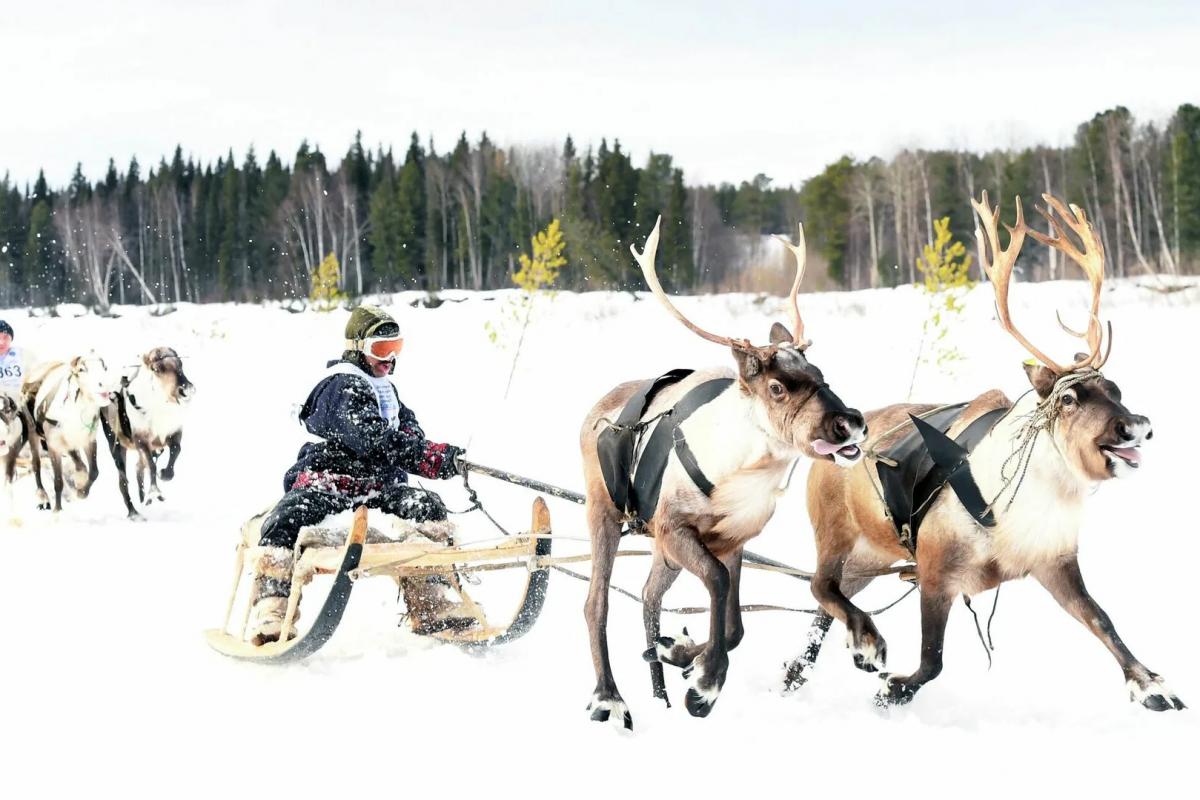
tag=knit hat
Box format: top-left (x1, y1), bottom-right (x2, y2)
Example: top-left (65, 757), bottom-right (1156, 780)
top-left (0, 320), bottom-right (11, 339)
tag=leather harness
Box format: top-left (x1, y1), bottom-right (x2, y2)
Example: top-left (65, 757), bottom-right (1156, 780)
top-left (597, 370), bottom-right (734, 529)
top-left (874, 404), bottom-right (1008, 553)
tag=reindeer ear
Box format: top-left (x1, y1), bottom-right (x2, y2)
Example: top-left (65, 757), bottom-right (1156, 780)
top-left (769, 322), bottom-right (793, 345)
top-left (732, 344), bottom-right (763, 379)
top-left (1023, 361), bottom-right (1058, 399)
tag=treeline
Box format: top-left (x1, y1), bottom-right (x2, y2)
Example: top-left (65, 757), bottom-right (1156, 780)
top-left (1, 103), bottom-right (1198, 310)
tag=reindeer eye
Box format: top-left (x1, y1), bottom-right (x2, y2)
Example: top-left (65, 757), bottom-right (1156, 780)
top-left (1061, 392), bottom-right (1076, 407)
top-left (768, 380), bottom-right (786, 399)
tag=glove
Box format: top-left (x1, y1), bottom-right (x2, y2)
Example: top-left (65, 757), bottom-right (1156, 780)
top-left (437, 445), bottom-right (466, 480)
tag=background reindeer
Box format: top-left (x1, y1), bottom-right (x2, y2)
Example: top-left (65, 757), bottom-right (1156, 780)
top-left (579, 218), bottom-right (866, 729)
top-left (100, 346), bottom-right (195, 518)
top-left (22, 354), bottom-right (117, 513)
top-left (1, 393), bottom-right (41, 523)
top-left (789, 193), bottom-right (1184, 712)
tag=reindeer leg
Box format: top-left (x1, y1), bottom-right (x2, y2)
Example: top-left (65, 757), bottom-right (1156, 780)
top-left (640, 547), bottom-right (681, 707)
top-left (812, 556), bottom-right (886, 673)
top-left (4, 440), bottom-right (19, 525)
top-left (783, 611), bottom-right (834, 693)
top-left (86, 439), bottom-right (99, 489)
top-left (877, 588), bottom-right (953, 707)
top-left (134, 446), bottom-right (148, 504)
top-left (722, 547), bottom-right (745, 650)
top-left (68, 449), bottom-right (88, 497)
top-left (785, 574), bottom-right (875, 692)
top-left (49, 449), bottom-right (65, 513)
top-left (584, 501), bottom-right (632, 730)
top-left (161, 430), bottom-right (182, 481)
top-left (101, 418), bottom-right (138, 519)
top-left (142, 442), bottom-right (163, 504)
top-left (1034, 556), bottom-right (1185, 711)
top-left (30, 429), bottom-right (49, 511)
top-left (660, 527), bottom-right (729, 718)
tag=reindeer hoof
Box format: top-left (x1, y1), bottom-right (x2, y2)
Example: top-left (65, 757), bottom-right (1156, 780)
top-left (587, 694), bottom-right (633, 730)
top-left (128, 510), bottom-right (144, 521)
top-left (161, 468), bottom-right (174, 481)
top-left (648, 629), bottom-right (697, 668)
top-left (1128, 677), bottom-right (1186, 712)
top-left (847, 630), bottom-right (886, 673)
top-left (781, 659), bottom-right (810, 695)
top-left (684, 686), bottom-right (719, 718)
top-left (875, 674), bottom-right (917, 708)
top-left (682, 655), bottom-right (726, 718)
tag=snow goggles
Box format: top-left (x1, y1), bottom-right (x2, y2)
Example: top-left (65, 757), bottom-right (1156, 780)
top-left (363, 335), bottom-right (404, 360)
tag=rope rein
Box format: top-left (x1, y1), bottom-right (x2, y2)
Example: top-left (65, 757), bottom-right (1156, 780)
top-left (984, 369), bottom-right (1100, 517)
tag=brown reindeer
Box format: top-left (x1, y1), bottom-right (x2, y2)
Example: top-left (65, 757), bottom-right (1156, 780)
top-left (788, 192), bottom-right (1184, 712)
top-left (580, 218), bottom-right (866, 729)
top-left (100, 347), bottom-right (194, 518)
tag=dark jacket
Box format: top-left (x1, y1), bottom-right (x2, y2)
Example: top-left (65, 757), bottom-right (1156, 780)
top-left (282, 360), bottom-right (456, 492)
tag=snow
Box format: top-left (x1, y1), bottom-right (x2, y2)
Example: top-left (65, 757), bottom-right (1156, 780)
top-left (2, 280), bottom-right (1198, 798)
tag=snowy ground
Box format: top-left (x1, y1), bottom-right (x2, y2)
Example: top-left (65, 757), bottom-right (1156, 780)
top-left (2, 279), bottom-right (1197, 798)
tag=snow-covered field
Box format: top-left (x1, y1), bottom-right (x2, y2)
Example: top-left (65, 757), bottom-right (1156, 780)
top-left (3, 280), bottom-right (1197, 798)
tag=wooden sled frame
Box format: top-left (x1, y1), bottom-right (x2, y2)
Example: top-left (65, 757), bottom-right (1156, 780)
top-left (205, 497), bottom-right (553, 661)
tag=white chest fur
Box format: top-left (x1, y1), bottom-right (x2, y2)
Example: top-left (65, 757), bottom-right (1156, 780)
top-left (968, 396), bottom-right (1087, 573)
top-left (125, 374), bottom-right (186, 446)
top-left (669, 385), bottom-right (795, 540)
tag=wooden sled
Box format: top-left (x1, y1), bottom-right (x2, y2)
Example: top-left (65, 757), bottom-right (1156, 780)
top-left (205, 498), bottom-right (553, 662)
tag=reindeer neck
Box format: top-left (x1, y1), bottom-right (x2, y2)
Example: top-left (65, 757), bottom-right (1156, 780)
top-left (680, 384), bottom-right (797, 484)
top-left (969, 391), bottom-right (1088, 569)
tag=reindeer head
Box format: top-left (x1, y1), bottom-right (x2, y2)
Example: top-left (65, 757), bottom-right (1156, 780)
top-left (973, 192), bottom-right (1151, 483)
top-left (0, 394), bottom-right (21, 455)
top-left (143, 347), bottom-right (194, 404)
top-left (631, 218), bottom-right (866, 467)
top-left (69, 353), bottom-right (116, 407)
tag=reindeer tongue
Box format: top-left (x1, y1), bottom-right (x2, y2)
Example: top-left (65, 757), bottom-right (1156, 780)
top-left (1107, 446), bottom-right (1142, 466)
top-left (812, 439), bottom-right (842, 456)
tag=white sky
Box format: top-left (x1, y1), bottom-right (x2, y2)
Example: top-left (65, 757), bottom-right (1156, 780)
top-left (2, 0), bottom-right (1197, 189)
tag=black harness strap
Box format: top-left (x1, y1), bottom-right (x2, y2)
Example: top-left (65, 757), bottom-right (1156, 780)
top-left (630, 377), bottom-right (733, 522)
top-left (597, 369), bottom-right (693, 517)
top-left (910, 407), bottom-right (1009, 532)
top-left (875, 404), bottom-right (968, 543)
top-left (876, 404), bottom-right (1008, 553)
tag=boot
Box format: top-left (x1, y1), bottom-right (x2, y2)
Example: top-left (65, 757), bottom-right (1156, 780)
top-left (247, 546), bottom-right (300, 646)
top-left (400, 574), bottom-right (482, 636)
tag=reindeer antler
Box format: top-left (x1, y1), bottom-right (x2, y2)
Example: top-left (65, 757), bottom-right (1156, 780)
top-left (972, 191), bottom-right (1074, 374)
top-left (772, 223), bottom-right (812, 349)
top-left (631, 217), bottom-right (743, 348)
top-left (1027, 193), bottom-right (1112, 370)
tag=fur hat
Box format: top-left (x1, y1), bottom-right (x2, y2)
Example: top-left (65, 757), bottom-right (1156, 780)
top-left (342, 305), bottom-right (400, 372)
top-left (344, 305), bottom-right (400, 341)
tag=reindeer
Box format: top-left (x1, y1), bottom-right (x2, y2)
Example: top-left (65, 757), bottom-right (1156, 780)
top-left (99, 347), bottom-right (195, 518)
top-left (788, 193), bottom-right (1184, 712)
top-left (580, 218), bottom-right (867, 729)
top-left (22, 354), bottom-right (116, 513)
top-left (1, 393), bottom-right (41, 521)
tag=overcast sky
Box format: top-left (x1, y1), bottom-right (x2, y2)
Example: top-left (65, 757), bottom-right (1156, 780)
top-left (2, 0), bottom-right (1197, 189)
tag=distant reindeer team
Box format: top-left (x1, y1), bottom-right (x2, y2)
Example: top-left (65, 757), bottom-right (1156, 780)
top-left (580, 191), bottom-right (1183, 729)
top-left (4, 346), bottom-right (193, 519)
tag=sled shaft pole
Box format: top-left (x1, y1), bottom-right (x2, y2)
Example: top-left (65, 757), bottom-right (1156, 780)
top-left (222, 544), bottom-right (246, 631)
top-left (459, 460), bottom-right (586, 505)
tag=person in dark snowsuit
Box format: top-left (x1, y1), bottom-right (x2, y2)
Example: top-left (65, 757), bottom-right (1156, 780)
top-left (247, 305), bottom-right (473, 645)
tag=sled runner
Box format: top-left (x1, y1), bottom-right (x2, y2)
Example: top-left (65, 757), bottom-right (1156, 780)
top-left (205, 498), bottom-right (553, 661)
